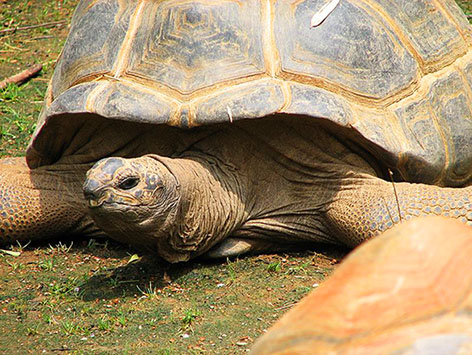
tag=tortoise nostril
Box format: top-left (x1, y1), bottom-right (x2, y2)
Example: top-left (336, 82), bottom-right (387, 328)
top-left (83, 179), bottom-right (102, 201)
top-left (84, 189), bottom-right (98, 201)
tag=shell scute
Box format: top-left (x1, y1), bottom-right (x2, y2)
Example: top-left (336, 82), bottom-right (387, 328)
top-left (88, 82), bottom-right (176, 125)
top-left (384, 63), bottom-right (472, 186)
top-left (283, 83), bottom-right (353, 127)
top-left (442, 0), bottom-right (472, 45)
top-left (126, 0), bottom-right (265, 94)
top-left (52, 0), bottom-right (137, 98)
top-left (393, 97), bottom-right (446, 185)
top-left (428, 70), bottom-right (472, 184)
top-left (194, 80), bottom-right (285, 125)
top-left (274, 0), bottom-right (419, 99)
top-left (372, 0), bottom-right (467, 71)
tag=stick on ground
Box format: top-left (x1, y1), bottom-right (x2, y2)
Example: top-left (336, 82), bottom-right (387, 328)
top-left (0, 20), bottom-right (66, 35)
top-left (0, 64), bottom-right (43, 90)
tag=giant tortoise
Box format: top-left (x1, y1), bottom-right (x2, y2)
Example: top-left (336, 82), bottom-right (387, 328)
top-left (1, 0), bottom-right (472, 262)
top-left (250, 216), bottom-right (472, 354)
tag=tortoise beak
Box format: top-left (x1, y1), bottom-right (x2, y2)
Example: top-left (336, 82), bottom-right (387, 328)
top-left (83, 179), bottom-right (106, 208)
top-left (87, 198), bottom-right (103, 208)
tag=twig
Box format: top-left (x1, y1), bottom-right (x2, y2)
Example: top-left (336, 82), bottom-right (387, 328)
top-left (0, 64), bottom-right (43, 90)
top-left (50, 348), bottom-right (73, 352)
top-left (3, 43), bottom-right (27, 51)
top-left (30, 35), bottom-right (54, 41)
top-left (388, 169), bottom-right (402, 222)
top-left (0, 20), bottom-right (66, 35)
top-left (275, 302), bottom-right (297, 311)
top-left (467, 15), bottom-right (472, 20)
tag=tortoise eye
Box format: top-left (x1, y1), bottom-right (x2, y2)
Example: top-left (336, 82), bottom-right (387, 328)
top-left (118, 177), bottom-right (140, 190)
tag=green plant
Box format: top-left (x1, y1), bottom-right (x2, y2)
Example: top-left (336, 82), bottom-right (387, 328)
top-left (286, 261), bottom-right (310, 275)
top-left (14, 240), bottom-right (31, 253)
top-left (5, 259), bottom-right (24, 271)
top-left (108, 276), bottom-right (121, 288)
top-left (9, 301), bottom-right (28, 319)
top-left (86, 239), bottom-right (97, 249)
top-left (48, 277), bottom-right (82, 298)
top-left (48, 241), bottom-right (73, 254)
top-left (61, 321), bottom-right (84, 336)
top-left (38, 258), bottom-right (55, 271)
top-left (97, 317), bottom-right (112, 332)
top-left (26, 325), bottom-right (41, 336)
top-left (116, 313), bottom-right (127, 327)
top-left (0, 83), bottom-right (24, 102)
top-left (86, 238), bottom-right (108, 250)
top-left (267, 261), bottom-right (281, 273)
top-left (226, 257), bottom-right (236, 282)
top-left (181, 308), bottom-right (201, 328)
top-left (43, 313), bottom-right (55, 325)
top-left (137, 282), bottom-right (160, 299)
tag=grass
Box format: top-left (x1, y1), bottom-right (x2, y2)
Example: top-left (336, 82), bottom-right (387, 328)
top-left (0, 1), bottom-right (471, 353)
top-left (0, 0), bottom-right (73, 156)
top-left (0, 240), bottom-right (340, 353)
top-left (457, 0), bottom-right (472, 17)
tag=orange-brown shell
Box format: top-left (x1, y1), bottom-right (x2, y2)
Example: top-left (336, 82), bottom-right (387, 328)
top-left (28, 0), bottom-right (472, 187)
top-left (250, 216), bottom-right (472, 354)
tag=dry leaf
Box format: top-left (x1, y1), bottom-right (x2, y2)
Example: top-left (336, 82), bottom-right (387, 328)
top-left (127, 253), bottom-right (141, 264)
top-left (0, 249), bottom-right (21, 257)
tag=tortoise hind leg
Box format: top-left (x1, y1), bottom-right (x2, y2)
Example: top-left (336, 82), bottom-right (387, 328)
top-left (0, 157), bottom-right (102, 244)
top-left (325, 175), bottom-right (472, 246)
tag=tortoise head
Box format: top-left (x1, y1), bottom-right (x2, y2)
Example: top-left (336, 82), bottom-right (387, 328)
top-left (83, 156), bottom-right (181, 244)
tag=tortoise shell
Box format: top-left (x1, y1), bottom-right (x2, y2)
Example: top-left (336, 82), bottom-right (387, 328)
top-left (250, 216), bottom-right (472, 354)
top-left (28, 0), bottom-right (472, 186)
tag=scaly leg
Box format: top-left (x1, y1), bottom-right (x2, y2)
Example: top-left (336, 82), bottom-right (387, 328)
top-left (0, 157), bottom-right (102, 244)
top-left (326, 174), bottom-right (472, 246)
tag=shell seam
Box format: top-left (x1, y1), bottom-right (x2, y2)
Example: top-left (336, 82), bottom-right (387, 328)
top-left (432, 0), bottom-right (470, 46)
top-left (112, 0), bottom-right (146, 78)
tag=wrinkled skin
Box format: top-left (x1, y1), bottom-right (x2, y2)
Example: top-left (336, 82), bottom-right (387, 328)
top-left (5, 115), bottom-right (471, 262)
top-left (2, 116), bottom-right (472, 262)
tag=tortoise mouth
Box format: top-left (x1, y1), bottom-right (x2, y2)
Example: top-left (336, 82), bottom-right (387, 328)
top-left (85, 186), bottom-right (143, 210)
top-left (88, 198), bottom-right (104, 209)
top-left (87, 196), bottom-right (142, 210)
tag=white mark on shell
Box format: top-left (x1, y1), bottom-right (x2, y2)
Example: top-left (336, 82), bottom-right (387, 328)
top-left (227, 106), bottom-right (233, 123)
top-left (311, 0), bottom-right (340, 27)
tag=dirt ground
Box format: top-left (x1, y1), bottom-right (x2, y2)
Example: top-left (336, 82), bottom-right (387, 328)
top-left (1, 1), bottom-right (471, 353)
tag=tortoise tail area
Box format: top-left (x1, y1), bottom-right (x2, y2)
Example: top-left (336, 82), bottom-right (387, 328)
top-left (325, 174), bottom-right (472, 246)
top-left (0, 157), bottom-right (101, 244)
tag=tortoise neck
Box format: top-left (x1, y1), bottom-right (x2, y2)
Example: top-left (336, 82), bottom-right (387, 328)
top-left (156, 155), bottom-right (248, 262)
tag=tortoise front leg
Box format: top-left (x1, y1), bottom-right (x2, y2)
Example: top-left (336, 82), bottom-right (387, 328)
top-left (325, 174), bottom-right (472, 246)
top-left (0, 157), bottom-right (103, 244)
